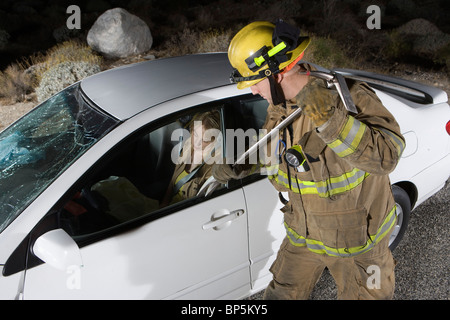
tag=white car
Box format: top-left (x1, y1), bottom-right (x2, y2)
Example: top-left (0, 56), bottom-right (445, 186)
top-left (0, 53), bottom-right (449, 300)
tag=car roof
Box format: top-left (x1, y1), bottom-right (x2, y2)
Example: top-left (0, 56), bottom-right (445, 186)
top-left (80, 53), bottom-right (234, 120)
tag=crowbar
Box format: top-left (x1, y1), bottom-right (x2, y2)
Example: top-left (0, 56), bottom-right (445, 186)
top-left (199, 70), bottom-right (358, 196)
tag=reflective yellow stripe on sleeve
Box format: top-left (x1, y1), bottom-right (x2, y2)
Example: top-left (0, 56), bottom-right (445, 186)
top-left (378, 128), bottom-right (406, 158)
top-left (328, 116), bottom-right (366, 157)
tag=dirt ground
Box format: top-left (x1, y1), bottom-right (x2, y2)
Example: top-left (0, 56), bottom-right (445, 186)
top-left (1, 62), bottom-right (449, 133)
top-left (0, 99), bottom-right (35, 132)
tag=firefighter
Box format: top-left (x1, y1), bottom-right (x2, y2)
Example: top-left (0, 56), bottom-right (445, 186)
top-left (213, 20), bottom-right (405, 299)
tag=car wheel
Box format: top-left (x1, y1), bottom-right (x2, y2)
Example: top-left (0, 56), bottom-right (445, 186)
top-left (389, 185), bottom-right (411, 251)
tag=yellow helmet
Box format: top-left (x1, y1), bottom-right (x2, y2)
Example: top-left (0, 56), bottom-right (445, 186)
top-left (228, 20), bottom-right (311, 89)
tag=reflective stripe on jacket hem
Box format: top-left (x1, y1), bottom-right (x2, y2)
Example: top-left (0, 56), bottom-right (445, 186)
top-left (284, 205), bottom-right (397, 257)
top-left (269, 167), bottom-right (370, 198)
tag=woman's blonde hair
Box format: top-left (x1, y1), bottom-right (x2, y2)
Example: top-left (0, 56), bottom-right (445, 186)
top-left (189, 110), bottom-right (221, 131)
top-left (178, 110), bottom-right (222, 165)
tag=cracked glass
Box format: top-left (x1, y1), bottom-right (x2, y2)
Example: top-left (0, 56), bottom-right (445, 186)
top-left (0, 83), bottom-right (119, 234)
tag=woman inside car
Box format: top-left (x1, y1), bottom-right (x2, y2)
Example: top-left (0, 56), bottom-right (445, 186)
top-left (89, 110), bottom-right (222, 223)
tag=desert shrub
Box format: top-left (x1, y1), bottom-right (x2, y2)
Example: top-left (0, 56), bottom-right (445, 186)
top-left (162, 27), bottom-right (233, 57)
top-left (435, 43), bottom-right (450, 70)
top-left (35, 61), bottom-right (101, 102)
top-left (28, 40), bottom-right (102, 102)
top-left (198, 29), bottom-right (233, 53)
top-left (303, 35), bottom-right (352, 69)
top-left (167, 27), bottom-right (199, 56)
top-left (0, 64), bottom-right (33, 103)
top-left (384, 30), bottom-right (414, 61)
top-left (37, 40), bottom-right (102, 76)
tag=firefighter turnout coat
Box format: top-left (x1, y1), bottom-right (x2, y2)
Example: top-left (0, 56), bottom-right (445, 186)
top-left (261, 76), bottom-right (405, 258)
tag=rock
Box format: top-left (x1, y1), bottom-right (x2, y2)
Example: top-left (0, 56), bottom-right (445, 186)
top-left (87, 8), bottom-right (153, 59)
top-left (396, 18), bottom-right (442, 36)
top-left (396, 18), bottom-right (450, 56)
top-left (413, 33), bottom-right (450, 57)
top-left (392, 18), bottom-right (450, 66)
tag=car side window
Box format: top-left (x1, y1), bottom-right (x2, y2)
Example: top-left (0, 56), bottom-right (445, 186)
top-left (223, 95), bottom-right (270, 179)
top-left (58, 107), bottom-right (224, 237)
top-left (233, 95), bottom-right (269, 132)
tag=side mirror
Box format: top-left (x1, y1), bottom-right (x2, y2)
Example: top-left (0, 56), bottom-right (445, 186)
top-left (33, 229), bottom-right (83, 271)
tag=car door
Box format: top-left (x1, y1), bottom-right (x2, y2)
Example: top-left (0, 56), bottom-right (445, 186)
top-left (224, 95), bottom-right (287, 291)
top-left (16, 102), bottom-right (252, 299)
top-left (23, 189), bottom-right (250, 300)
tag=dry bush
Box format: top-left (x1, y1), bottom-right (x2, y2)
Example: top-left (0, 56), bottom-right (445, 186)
top-left (303, 35), bottom-right (355, 69)
top-left (36, 61), bottom-right (101, 102)
top-left (0, 64), bottom-right (33, 103)
top-left (435, 43), bottom-right (450, 70)
top-left (162, 27), bottom-right (233, 57)
top-left (0, 40), bottom-right (103, 105)
top-left (34, 40), bottom-right (103, 83)
top-left (384, 30), bottom-right (413, 61)
top-left (45, 40), bottom-right (102, 65)
top-left (15, 40), bottom-right (104, 102)
top-left (198, 29), bottom-right (233, 52)
top-left (168, 27), bottom-right (199, 56)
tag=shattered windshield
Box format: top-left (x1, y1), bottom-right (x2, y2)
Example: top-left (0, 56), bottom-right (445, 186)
top-left (0, 83), bottom-right (119, 234)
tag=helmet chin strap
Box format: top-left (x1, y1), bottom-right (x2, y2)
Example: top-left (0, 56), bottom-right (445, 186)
top-left (268, 75), bottom-right (286, 107)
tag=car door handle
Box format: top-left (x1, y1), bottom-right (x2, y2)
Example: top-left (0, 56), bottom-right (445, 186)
top-left (202, 209), bottom-right (245, 231)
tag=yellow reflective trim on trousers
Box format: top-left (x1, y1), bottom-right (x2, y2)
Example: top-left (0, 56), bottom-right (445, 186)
top-left (285, 205), bottom-right (397, 257)
top-left (328, 116), bottom-right (367, 157)
top-left (269, 167), bottom-right (370, 198)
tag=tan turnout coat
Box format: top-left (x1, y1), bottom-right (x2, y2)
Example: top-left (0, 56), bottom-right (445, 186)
top-left (261, 76), bottom-right (405, 257)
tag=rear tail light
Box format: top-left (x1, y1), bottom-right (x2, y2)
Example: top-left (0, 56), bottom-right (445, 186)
top-left (447, 120), bottom-right (450, 135)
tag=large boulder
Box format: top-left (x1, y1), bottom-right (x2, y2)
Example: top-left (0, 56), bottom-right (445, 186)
top-left (87, 8), bottom-right (153, 59)
top-left (395, 18), bottom-right (450, 58)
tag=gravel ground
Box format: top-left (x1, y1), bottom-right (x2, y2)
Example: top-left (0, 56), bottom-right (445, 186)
top-left (0, 101), bottom-right (34, 132)
top-left (248, 179), bottom-right (450, 300)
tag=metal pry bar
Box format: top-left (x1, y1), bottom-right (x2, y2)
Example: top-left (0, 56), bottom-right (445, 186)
top-left (305, 71), bottom-right (358, 114)
top-left (233, 71), bottom-right (358, 168)
top-left (199, 69), bottom-right (359, 198)
top-left (198, 107), bottom-right (304, 197)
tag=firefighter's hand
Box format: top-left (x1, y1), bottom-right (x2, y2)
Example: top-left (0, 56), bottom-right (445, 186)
top-left (295, 78), bottom-right (338, 127)
top-left (212, 163), bottom-right (252, 184)
top-left (212, 164), bottom-right (237, 184)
